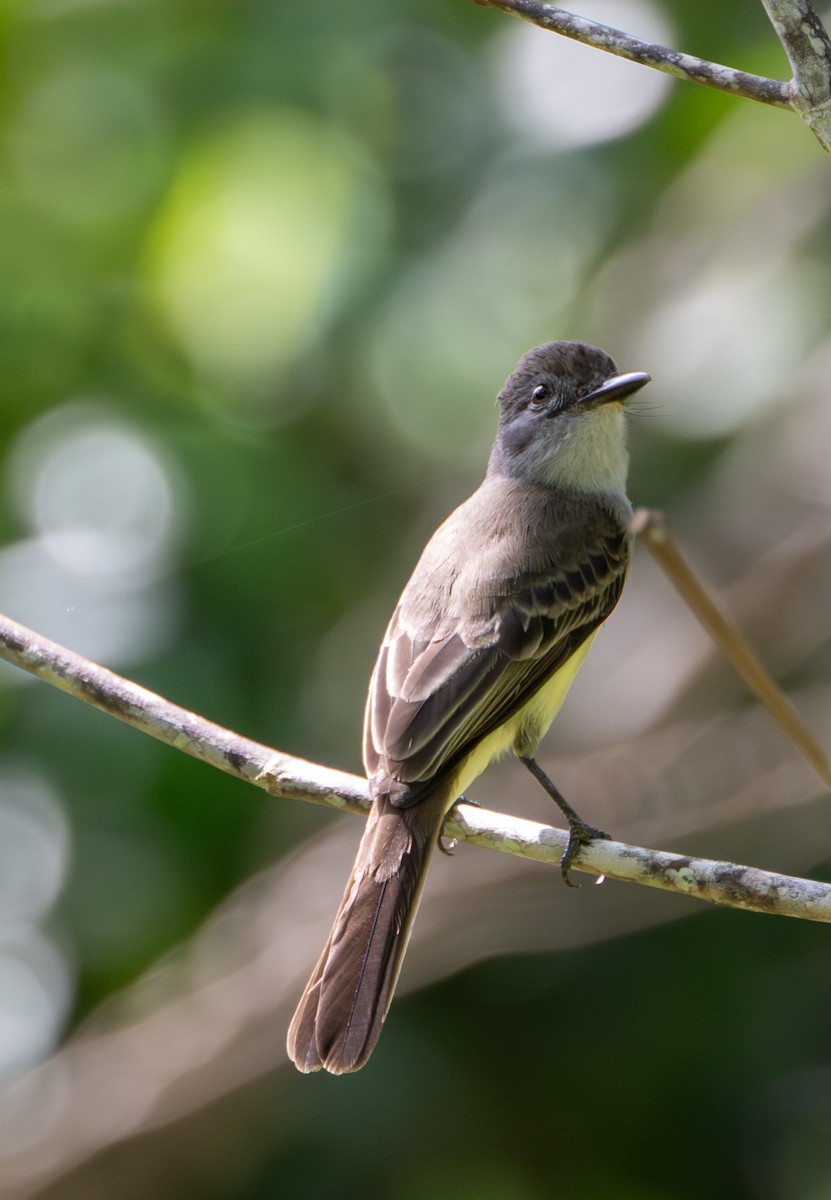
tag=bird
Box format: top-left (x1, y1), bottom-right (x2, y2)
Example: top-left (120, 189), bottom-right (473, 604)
top-left (287, 340), bottom-right (650, 1074)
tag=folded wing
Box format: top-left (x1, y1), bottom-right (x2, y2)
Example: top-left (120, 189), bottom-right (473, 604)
top-left (364, 492), bottom-right (630, 795)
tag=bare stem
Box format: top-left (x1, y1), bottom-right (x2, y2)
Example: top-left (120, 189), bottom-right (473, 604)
top-left (632, 508), bottom-right (831, 794)
top-left (475, 0), bottom-right (792, 108)
top-left (0, 611), bottom-right (829, 923)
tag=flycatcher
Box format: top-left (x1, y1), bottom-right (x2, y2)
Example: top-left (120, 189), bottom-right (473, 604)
top-left (288, 340), bottom-right (650, 1074)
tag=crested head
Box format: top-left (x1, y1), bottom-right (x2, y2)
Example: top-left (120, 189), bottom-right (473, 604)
top-left (488, 340), bottom-right (650, 497)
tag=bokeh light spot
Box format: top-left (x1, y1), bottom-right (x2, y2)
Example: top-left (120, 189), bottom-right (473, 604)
top-left (492, 0), bottom-right (674, 147)
top-left (146, 108), bottom-right (384, 401)
top-left (8, 404), bottom-right (181, 581)
top-left (2, 404), bottom-right (185, 665)
top-left (0, 766), bottom-right (72, 1084)
top-left (0, 934), bottom-right (71, 1085)
top-left (367, 158), bottom-right (611, 463)
top-left (0, 768), bottom-right (69, 930)
top-left (633, 259), bottom-right (822, 438)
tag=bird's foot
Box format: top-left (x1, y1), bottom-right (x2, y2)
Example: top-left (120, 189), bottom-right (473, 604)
top-left (518, 755), bottom-right (611, 886)
top-left (560, 818), bottom-right (611, 887)
top-left (439, 794), bottom-right (479, 855)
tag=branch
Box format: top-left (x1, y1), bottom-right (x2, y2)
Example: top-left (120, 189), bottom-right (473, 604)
top-left (476, 0), bottom-right (792, 107)
top-left (632, 509), bottom-right (831, 793)
top-left (0, 612), bottom-right (830, 924)
top-left (475, 0), bottom-right (831, 150)
top-left (446, 804), bottom-right (831, 922)
top-left (761, 0), bottom-right (831, 146)
top-left (0, 612), bottom-right (368, 815)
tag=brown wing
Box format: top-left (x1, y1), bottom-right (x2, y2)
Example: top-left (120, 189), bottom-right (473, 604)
top-left (363, 483), bottom-right (630, 801)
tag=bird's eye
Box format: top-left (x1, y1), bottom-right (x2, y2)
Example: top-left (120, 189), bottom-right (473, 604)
top-left (529, 383), bottom-right (550, 410)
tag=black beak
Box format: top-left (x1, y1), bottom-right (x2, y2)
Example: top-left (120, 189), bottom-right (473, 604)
top-left (579, 371), bottom-right (651, 409)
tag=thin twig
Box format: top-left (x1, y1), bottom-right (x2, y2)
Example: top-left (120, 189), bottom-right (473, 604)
top-left (0, 611), bottom-right (829, 923)
top-left (475, 0), bottom-right (792, 108)
top-left (632, 508), bottom-right (831, 794)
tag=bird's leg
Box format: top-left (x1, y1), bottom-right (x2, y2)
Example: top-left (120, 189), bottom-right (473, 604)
top-left (519, 756), bottom-right (610, 885)
top-left (438, 794), bottom-right (480, 856)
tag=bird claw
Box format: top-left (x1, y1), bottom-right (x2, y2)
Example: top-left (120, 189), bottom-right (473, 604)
top-left (560, 821), bottom-right (611, 887)
top-left (439, 794), bottom-right (479, 855)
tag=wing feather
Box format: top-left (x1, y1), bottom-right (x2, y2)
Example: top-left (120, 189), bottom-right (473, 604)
top-left (363, 482), bottom-right (630, 798)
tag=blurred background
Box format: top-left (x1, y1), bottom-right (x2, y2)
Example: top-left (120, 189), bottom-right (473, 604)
top-left (0, 0), bottom-right (830, 1196)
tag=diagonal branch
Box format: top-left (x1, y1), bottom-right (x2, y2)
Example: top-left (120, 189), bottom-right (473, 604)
top-left (0, 612), bottom-right (368, 815)
top-left (476, 0), bottom-right (831, 150)
top-left (632, 509), bottom-right (831, 793)
top-left (475, 0), bottom-right (792, 107)
top-left (0, 611), bottom-right (829, 924)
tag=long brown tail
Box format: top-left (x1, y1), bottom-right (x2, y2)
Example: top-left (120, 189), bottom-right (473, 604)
top-left (287, 789), bottom-right (448, 1074)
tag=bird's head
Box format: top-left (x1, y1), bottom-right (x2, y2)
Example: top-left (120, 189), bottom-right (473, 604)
top-left (489, 341), bottom-right (650, 495)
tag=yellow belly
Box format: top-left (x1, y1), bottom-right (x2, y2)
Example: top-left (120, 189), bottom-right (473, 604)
top-left (448, 632), bottom-right (596, 802)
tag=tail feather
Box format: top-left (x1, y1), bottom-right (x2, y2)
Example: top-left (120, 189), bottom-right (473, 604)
top-left (287, 793), bottom-right (446, 1074)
